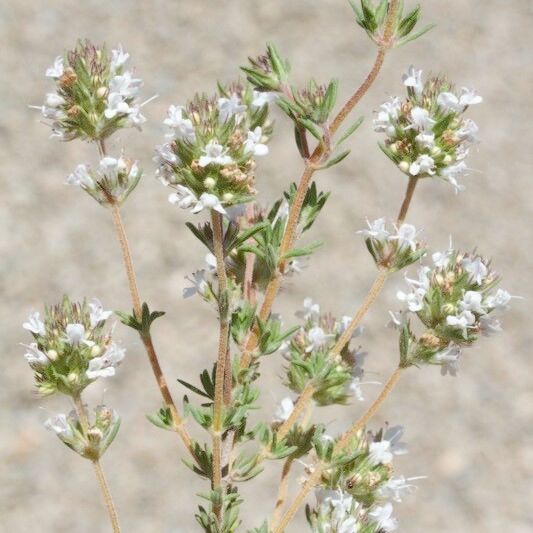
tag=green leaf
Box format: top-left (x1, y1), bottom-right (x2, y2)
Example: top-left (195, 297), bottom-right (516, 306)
top-left (396, 23), bottom-right (436, 47)
top-left (319, 149), bottom-right (351, 170)
top-left (336, 116), bottom-right (364, 146)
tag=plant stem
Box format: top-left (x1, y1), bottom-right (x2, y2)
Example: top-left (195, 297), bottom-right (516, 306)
top-left (211, 210), bottom-right (230, 515)
top-left (397, 177), bottom-right (418, 224)
top-left (271, 457), bottom-right (294, 529)
top-left (276, 383), bottom-right (315, 441)
top-left (72, 394), bottom-right (121, 533)
top-left (240, 24), bottom-right (394, 372)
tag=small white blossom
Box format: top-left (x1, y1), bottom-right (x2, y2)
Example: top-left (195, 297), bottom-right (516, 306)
top-left (23, 311), bottom-right (46, 336)
top-left (44, 414), bottom-right (73, 439)
top-left (86, 343), bottom-right (125, 380)
top-left (45, 56), bottom-right (64, 78)
top-left (409, 154), bottom-right (435, 176)
top-left (432, 250), bottom-right (452, 268)
top-left (251, 90), bottom-right (277, 108)
top-left (296, 298), bottom-right (320, 322)
top-left (397, 287), bottom-right (426, 312)
top-left (457, 119), bottom-right (479, 143)
top-left (402, 65), bottom-right (423, 96)
top-left (191, 193), bottom-right (226, 215)
top-left (108, 71), bottom-right (142, 97)
top-left (88, 299), bottom-right (113, 328)
top-left (446, 310), bottom-right (476, 337)
top-left (358, 217), bottom-right (389, 242)
top-left (437, 88), bottom-right (482, 112)
top-left (198, 140), bottom-right (233, 167)
top-left (163, 105), bottom-right (196, 142)
top-left (390, 223), bottom-right (419, 252)
top-left (369, 426), bottom-right (407, 465)
top-left (66, 164), bottom-right (95, 188)
top-left (408, 106), bottom-right (436, 132)
top-left (462, 256), bottom-right (488, 284)
top-left (459, 291), bottom-right (486, 314)
top-left (306, 327), bottom-right (332, 352)
top-left (378, 475), bottom-right (424, 502)
top-left (64, 323), bottom-right (93, 346)
top-left (217, 94), bottom-right (246, 123)
top-left (22, 343), bottom-right (50, 367)
top-left (104, 92), bottom-right (133, 119)
top-left (110, 45), bottom-right (130, 72)
top-left (183, 270), bottom-right (210, 299)
top-left (434, 344), bottom-right (462, 376)
top-left (485, 289), bottom-right (513, 310)
top-left (243, 126), bottom-right (269, 156)
top-left (273, 397), bottom-right (294, 423)
top-left (415, 131), bottom-right (435, 149)
top-left (169, 185), bottom-right (198, 209)
top-left (479, 315), bottom-right (502, 336)
top-left (368, 503), bottom-right (398, 532)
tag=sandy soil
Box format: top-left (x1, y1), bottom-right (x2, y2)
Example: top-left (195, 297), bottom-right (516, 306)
top-left (1, 1), bottom-right (532, 531)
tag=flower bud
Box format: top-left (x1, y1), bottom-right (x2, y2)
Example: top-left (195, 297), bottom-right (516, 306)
top-left (398, 161), bottom-right (410, 173)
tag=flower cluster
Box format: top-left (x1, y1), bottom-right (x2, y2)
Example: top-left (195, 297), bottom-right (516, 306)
top-left (391, 249), bottom-right (514, 375)
top-left (283, 298), bottom-right (372, 406)
top-left (66, 154), bottom-right (142, 206)
top-left (358, 218), bottom-right (426, 271)
top-left (307, 426), bottom-right (418, 533)
top-left (22, 297), bottom-right (124, 395)
top-left (45, 404), bottom-right (121, 460)
top-left (374, 66), bottom-right (482, 192)
top-left (35, 41), bottom-right (147, 141)
top-left (156, 82), bottom-right (274, 215)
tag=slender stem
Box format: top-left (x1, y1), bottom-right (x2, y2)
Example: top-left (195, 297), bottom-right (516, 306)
top-left (397, 177), bottom-right (418, 224)
top-left (72, 394), bottom-right (121, 533)
top-left (211, 210), bottom-right (230, 511)
top-left (277, 384), bottom-right (315, 441)
top-left (335, 367), bottom-right (404, 452)
top-left (240, 30), bottom-right (393, 372)
top-left (93, 460), bottom-right (122, 533)
top-left (271, 457), bottom-right (295, 529)
top-left (330, 269), bottom-right (389, 360)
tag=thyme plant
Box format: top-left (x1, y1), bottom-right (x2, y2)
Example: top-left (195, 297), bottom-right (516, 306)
top-left (24, 2), bottom-right (515, 531)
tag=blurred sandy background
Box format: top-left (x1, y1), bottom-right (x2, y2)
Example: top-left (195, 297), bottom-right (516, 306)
top-left (1, 1), bottom-right (532, 531)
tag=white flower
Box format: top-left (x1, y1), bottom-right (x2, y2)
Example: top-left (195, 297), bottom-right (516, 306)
top-left (408, 106), bottom-right (436, 132)
top-left (23, 311), bottom-right (46, 336)
top-left (440, 161), bottom-right (468, 193)
top-left (45, 93), bottom-right (65, 108)
top-left (369, 503), bottom-right (398, 532)
top-left (217, 94), bottom-right (247, 123)
top-left (169, 185), bottom-right (198, 209)
top-left (348, 377), bottom-right (380, 402)
top-left (191, 193), bottom-right (226, 215)
top-left (296, 298), bottom-right (320, 322)
top-left (66, 164), bottom-right (95, 188)
top-left (163, 105), bottom-right (196, 142)
top-left (432, 250), bottom-right (452, 268)
top-left (402, 65), bottom-right (423, 96)
top-left (22, 342), bottom-right (50, 367)
top-left (479, 315), bottom-right (502, 336)
top-left (462, 256), bottom-right (488, 284)
top-left (46, 56), bottom-right (64, 78)
top-left (86, 343), bottom-right (125, 380)
top-left (415, 131), bottom-right (435, 149)
top-left (409, 154), bottom-right (435, 176)
top-left (126, 106), bottom-right (146, 129)
top-left (243, 127), bottom-right (269, 156)
top-left (306, 326), bottom-right (332, 352)
top-left (396, 287), bottom-right (426, 313)
top-left (198, 140), bottom-right (233, 167)
top-left (88, 299), bottom-right (113, 328)
top-left (44, 414), bottom-right (73, 438)
top-left (368, 426), bottom-right (407, 465)
top-left (446, 310), bottom-right (476, 337)
top-left (104, 92), bottom-right (133, 119)
top-left (433, 344), bottom-right (462, 376)
top-left (390, 223), bottom-right (419, 251)
top-left (378, 475), bottom-right (424, 502)
top-left (273, 397), bottom-right (294, 423)
top-left (65, 323), bottom-right (93, 346)
top-left (457, 118), bottom-right (479, 143)
top-left (154, 144), bottom-right (179, 166)
top-left (373, 97), bottom-right (401, 136)
top-left (485, 288), bottom-right (513, 310)
top-left (438, 88), bottom-right (482, 112)
top-left (358, 217), bottom-right (389, 242)
top-left (108, 71), bottom-right (142, 97)
top-left (183, 270), bottom-right (210, 298)
top-left (110, 45), bottom-right (130, 72)
top-left (459, 291), bottom-right (486, 314)
top-left (405, 266), bottom-right (431, 291)
top-left (251, 90), bottom-right (277, 108)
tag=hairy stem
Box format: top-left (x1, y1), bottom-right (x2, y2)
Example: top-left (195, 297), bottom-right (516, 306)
top-left (73, 394), bottom-right (121, 533)
top-left (276, 383), bottom-right (315, 441)
top-left (397, 177), bottom-right (419, 224)
top-left (240, 24), bottom-right (394, 371)
top-left (211, 210), bottom-right (230, 513)
top-left (271, 457), bottom-right (295, 529)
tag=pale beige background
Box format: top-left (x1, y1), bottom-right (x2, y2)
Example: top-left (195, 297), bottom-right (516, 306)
top-left (1, 1), bottom-right (532, 532)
